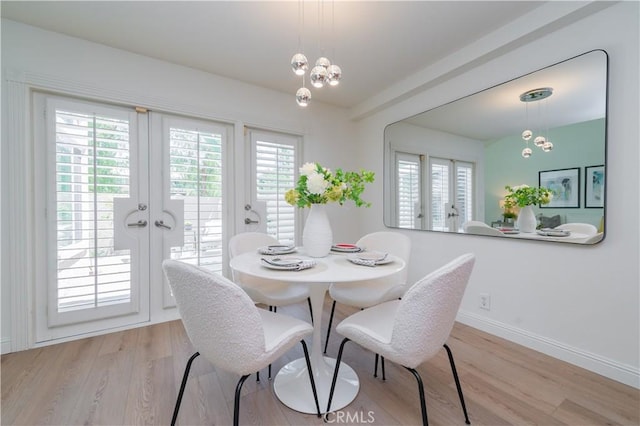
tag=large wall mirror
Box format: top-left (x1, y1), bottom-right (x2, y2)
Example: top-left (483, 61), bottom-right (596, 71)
top-left (384, 50), bottom-right (607, 244)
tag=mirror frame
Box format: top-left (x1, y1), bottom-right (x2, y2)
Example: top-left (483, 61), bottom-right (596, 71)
top-left (383, 49), bottom-right (608, 244)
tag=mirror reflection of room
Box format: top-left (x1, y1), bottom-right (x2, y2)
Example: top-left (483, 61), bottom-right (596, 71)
top-left (384, 50), bottom-right (607, 244)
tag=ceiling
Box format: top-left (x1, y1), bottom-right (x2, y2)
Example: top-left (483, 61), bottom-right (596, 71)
top-left (403, 49), bottom-right (608, 142)
top-left (1, 1), bottom-right (543, 109)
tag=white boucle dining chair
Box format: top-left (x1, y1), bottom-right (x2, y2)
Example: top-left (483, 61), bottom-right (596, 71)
top-left (555, 222), bottom-right (598, 236)
top-left (463, 220), bottom-right (505, 236)
top-left (162, 260), bottom-right (320, 426)
top-left (230, 232), bottom-right (314, 381)
top-left (324, 231), bottom-right (411, 355)
top-left (325, 253), bottom-right (476, 426)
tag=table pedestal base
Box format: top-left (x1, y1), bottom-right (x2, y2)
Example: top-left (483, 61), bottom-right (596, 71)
top-left (273, 356), bottom-right (359, 414)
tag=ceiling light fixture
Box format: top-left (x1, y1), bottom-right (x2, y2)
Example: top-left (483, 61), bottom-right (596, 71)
top-left (520, 87), bottom-right (554, 158)
top-left (290, 0), bottom-right (342, 106)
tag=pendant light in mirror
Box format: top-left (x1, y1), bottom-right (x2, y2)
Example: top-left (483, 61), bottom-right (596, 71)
top-left (520, 87), bottom-right (554, 158)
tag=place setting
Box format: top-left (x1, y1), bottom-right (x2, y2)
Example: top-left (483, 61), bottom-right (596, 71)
top-left (258, 244), bottom-right (297, 255)
top-left (260, 256), bottom-right (316, 271)
top-left (536, 228), bottom-right (571, 237)
top-left (330, 243), bottom-right (364, 253)
top-left (347, 250), bottom-right (392, 267)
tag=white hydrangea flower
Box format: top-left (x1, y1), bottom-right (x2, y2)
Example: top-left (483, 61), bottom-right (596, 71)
top-left (300, 162), bottom-right (317, 176)
top-left (307, 173), bottom-right (329, 194)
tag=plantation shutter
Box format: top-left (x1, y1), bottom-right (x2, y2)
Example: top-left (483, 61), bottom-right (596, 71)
top-left (430, 159), bottom-right (450, 231)
top-left (396, 155), bottom-right (421, 229)
top-left (168, 127), bottom-right (224, 272)
top-left (255, 139), bottom-right (297, 245)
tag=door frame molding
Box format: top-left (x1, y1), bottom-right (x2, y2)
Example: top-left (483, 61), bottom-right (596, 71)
top-left (3, 69), bottom-right (242, 351)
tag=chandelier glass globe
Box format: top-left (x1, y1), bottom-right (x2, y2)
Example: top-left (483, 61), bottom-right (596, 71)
top-left (296, 87), bottom-right (311, 107)
top-left (521, 129), bottom-right (532, 141)
top-left (542, 141), bottom-right (554, 152)
top-left (534, 135), bottom-right (546, 147)
top-left (310, 65), bottom-right (328, 88)
top-left (291, 53), bottom-right (309, 76)
top-left (327, 64), bottom-right (342, 86)
top-left (315, 57), bottom-right (331, 69)
top-left (522, 147), bottom-right (532, 158)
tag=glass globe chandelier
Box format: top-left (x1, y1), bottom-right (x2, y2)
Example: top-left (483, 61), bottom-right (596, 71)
top-left (520, 87), bottom-right (555, 158)
top-left (290, 0), bottom-right (342, 106)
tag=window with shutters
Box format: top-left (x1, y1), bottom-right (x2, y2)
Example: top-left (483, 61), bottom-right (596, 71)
top-left (53, 109), bottom-right (132, 313)
top-left (430, 157), bottom-right (474, 232)
top-left (169, 127), bottom-right (224, 272)
top-left (254, 139), bottom-right (297, 244)
top-left (396, 155), bottom-right (422, 229)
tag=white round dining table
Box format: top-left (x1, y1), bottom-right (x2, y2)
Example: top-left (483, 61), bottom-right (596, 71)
top-left (229, 249), bottom-right (406, 414)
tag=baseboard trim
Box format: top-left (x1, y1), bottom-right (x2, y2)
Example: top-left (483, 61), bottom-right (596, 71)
top-left (457, 310), bottom-right (639, 389)
top-left (1, 337), bottom-right (12, 355)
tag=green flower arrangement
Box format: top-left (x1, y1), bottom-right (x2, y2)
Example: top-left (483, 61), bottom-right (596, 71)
top-left (285, 162), bottom-right (375, 208)
top-left (504, 184), bottom-right (553, 208)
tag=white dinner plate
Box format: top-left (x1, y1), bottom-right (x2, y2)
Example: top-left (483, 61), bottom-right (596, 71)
top-left (331, 243), bottom-right (363, 253)
top-left (537, 229), bottom-right (571, 237)
top-left (348, 251), bottom-right (393, 265)
top-left (260, 256), bottom-right (315, 270)
top-left (258, 245), bottom-right (297, 255)
top-left (500, 229), bottom-right (520, 235)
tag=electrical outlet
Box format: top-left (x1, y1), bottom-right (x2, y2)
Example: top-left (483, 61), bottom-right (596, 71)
top-left (479, 293), bottom-right (491, 311)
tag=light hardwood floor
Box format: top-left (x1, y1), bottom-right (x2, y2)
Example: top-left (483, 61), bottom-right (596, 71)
top-left (2, 298), bottom-right (639, 425)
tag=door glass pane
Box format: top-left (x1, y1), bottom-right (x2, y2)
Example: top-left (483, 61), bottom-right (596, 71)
top-left (255, 140), bottom-right (296, 244)
top-left (169, 128), bottom-right (223, 272)
top-left (397, 158), bottom-right (420, 229)
top-left (455, 162), bottom-right (474, 230)
top-left (54, 110), bottom-right (131, 312)
top-left (430, 160), bottom-right (449, 231)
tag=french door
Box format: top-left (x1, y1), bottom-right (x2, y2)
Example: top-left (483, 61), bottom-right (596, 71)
top-left (34, 94), bottom-right (230, 341)
top-left (429, 157), bottom-right (474, 232)
top-left (245, 129), bottom-right (301, 245)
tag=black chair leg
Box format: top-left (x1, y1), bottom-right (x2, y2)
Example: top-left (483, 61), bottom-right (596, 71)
top-left (268, 364), bottom-right (272, 380)
top-left (405, 367), bottom-right (429, 426)
top-left (233, 374), bottom-right (250, 426)
top-left (381, 356), bottom-right (386, 381)
top-left (326, 337), bottom-right (350, 414)
top-left (171, 351), bottom-right (200, 426)
top-left (374, 353), bottom-right (379, 377)
top-left (323, 300), bottom-right (337, 354)
top-left (256, 371), bottom-right (260, 382)
top-left (300, 340), bottom-right (322, 418)
top-left (373, 354), bottom-right (386, 380)
top-left (444, 344), bottom-right (471, 424)
top-left (307, 297), bottom-right (314, 325)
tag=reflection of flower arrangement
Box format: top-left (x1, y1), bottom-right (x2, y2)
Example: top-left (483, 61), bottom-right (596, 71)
top-left (285, 162), bottom-right (375, 208)
top-left (504, 184), bottom-right (553, 208)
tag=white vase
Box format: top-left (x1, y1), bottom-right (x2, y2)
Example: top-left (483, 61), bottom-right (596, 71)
top-left (303, 204), bottom-right (333, 257)
top-left (517, 205), bottom-right (537, 233)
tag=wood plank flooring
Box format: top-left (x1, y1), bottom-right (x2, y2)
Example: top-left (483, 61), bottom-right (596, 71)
top-left (2, 297), bottom-right (639, 425)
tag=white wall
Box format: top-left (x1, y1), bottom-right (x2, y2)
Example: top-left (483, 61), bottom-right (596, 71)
top-left (0, 20), bottom-right (361, 352)
top-left (356, 2), bottom-right (639, 388)
top-left (2, 3), bottom-right (638, 389)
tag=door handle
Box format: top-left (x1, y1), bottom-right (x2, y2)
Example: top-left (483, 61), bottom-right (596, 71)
top-left (154, 220), bottom-right (172, 230)
top-left (127, 220), bottom-right (148, 228)
top-left (244, 218), bottom-right (259, 225)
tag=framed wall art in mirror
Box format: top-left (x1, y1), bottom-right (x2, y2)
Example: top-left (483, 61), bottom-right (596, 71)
top-left (384, 49), bottom-right (607, 244)
top-left (585, 165), bottom-right (605, 208)
top-left (539, 168), bottom-right (580, 209)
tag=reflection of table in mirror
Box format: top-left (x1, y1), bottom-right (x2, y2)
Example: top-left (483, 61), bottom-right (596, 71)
top-left (503, 232), bottom-right (592, 243)
top-left (229, 250), bottom-right (405, 414)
